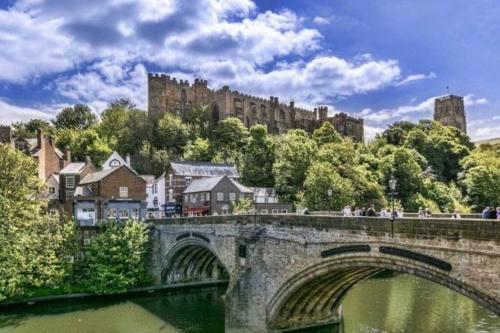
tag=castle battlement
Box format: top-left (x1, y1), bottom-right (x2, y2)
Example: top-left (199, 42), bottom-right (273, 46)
top-left (148, 73), bottom-right (364, 141)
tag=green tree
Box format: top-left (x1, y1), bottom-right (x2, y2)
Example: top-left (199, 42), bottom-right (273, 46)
top-left (185, 104), bottom-right (211, 138)
top-left (211, 117), bottom-right (249, 165)
top-left (459, 149), bottom-right (500, 211)
top-left (53, 104), bottom-right (97, 130)
top-left (230, 197), bottom-right (253, 214)
top-left (241, 125), bottom-right (275, 187)
top-left (79, 220), bottom-right (150, 294)
top-left (0, 146), bottom-right (72, 300)
top-left (11, 119), bottom-right (56, 138)
top-left (154, 113), bottom-right (189, 155)
top-left (98, 99), bottom-right (134, 146)
top-left (312, 122), bottom-right (342, 146)
top-left (57, 128), bottom-right (112, 166)
top-left (273, 130), bottom-right (317, 203)
top-left (183, 138), bottom-right (214, 162)
top-left (303, 162), bottom-right (354, 210)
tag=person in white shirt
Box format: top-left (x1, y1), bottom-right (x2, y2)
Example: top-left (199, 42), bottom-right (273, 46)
top-left (380, 208), bottom-right (388, 217)
top-left (343, 205), bottom-right (352, 216)
top-left (451, 210), bottom-right (461, 219)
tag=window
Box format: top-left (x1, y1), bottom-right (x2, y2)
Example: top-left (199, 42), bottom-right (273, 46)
top-left (107, 208), bottom-right (117, 218)
top-left (217, 192), bottom-right (224, 201)
top-left (169, 174), bottom-right (173, 187)
top-left (15, 142), bottom-right (26, 150)
top-left (132, 208), bottom-right (140, 219)
top-left (168, 189), bottom-right (173, 202)
top-left (154, 183), bottom-right (158, 194)
top-left (49, 186), bottom-right (56, 194)
top-left (119, 187), bottom-right (128, 198)
top-left (229, 192), bottom-right (236, 201)
top-left (185, 177), bottom-right (192, 186)
top-left (206, 192), bottom-right (210, 201)
top-left (184, 195), bottom-right (188, 203)
top-left (153, 197), bottom-right (158, 207)
top-left (272, 209), bottom-right (279, 214)
top-left (66, 176), bottom-right (75, 188)
top-left (119, 209), bottom-right (129, 218)
top-left (281, 209), bottom-right (288, 214)
top-left (200, 193), bottom-right (205, 202)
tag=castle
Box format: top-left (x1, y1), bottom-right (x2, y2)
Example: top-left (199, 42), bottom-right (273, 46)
top-left (148, 74), bottom-right (365, 142)
top-left (434, 95), bottom-right (467, 133)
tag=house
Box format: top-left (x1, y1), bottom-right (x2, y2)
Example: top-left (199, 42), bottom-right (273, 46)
top-left (0, 126), bottom-right (71, 181)
top-left (59, 158), bottom-right (96, 216)
top-left (182, 176), bottom-right (253, 216)
top-left (151, 161), bottom-right (239, 217)
top-left (73, 164), bottom-right (147, 226)
top-left (101, 151), bottom-right (131, 170)
top-left (46, 173), bottom-right (60, 215)
top-left (250, 187), bottom-right (293, 214)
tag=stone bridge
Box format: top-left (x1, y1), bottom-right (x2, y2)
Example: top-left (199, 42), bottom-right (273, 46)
top-left (148, 215), bottom-right (500, 332)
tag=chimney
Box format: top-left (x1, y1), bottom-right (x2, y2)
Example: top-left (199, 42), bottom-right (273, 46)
top-left (0, 125), bottom-right (12, 144)
top-left (126, 154), bottom-right (131, 165)
top-left (37, 129), bottom-right (43, 149)
top-left (64, 146), bottom-right (71, 163)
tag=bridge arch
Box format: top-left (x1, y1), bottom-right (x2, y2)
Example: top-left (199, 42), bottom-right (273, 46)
top-left (266, 255), bottom-right (499, 331)
top-left (161, 237), bottom-right (229, 284)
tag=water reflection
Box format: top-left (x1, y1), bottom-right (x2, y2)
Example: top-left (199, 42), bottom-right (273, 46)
top-left (0, 273), bottom-right (498, 333)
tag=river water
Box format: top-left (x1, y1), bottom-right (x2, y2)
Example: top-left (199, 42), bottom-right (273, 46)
top-left (0, 272), bottom-right (499, 333)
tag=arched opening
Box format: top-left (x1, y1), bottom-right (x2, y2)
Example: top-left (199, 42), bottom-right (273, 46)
top-left (162, 243), bottom-right (229, 285)
top-left (267, 257), bottom-right (499, 331)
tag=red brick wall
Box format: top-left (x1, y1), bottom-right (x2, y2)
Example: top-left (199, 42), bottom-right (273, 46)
top-left (98, 166), bottom-right (146, 200)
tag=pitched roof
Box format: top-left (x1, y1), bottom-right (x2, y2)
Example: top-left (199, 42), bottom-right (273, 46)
top-left (140, 175), bottom-right (155, 184)
top-left (79, 165), bottom-right (144, 185)
top-left (170, 161), bottom-right (239, 178)
top-left (102, 151), bottom-right (129, 171)
top-left (183, 176), bottom-right (253, 194)
top-left (60, 162), bottom-right (87, 174)
top-left (74, 185), bottom-right (95, 197)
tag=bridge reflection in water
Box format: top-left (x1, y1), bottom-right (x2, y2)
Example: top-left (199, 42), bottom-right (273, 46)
top-left (149, 214), bottom-right (500, 332)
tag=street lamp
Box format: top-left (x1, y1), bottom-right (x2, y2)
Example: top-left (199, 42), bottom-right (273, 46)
top-left (388, 176), bottom-right (397, 238)
top-left (327, 189), bottom-right (333, 215)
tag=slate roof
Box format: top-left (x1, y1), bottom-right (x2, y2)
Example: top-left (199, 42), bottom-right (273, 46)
top-left (170, 161), bottom-right (239, 178)
top-left (183, 176), bottom-right (253, 194)
top-left (74, 185), bottom-right (95, 197)
top-left (79, 165), bottom-right (144, 185)
top-left (60, 162), bottom-right (87, 174)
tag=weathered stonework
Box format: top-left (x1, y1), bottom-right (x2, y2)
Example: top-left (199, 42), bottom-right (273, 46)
top-left (148, 74), bottom-right (364, 141)
top-left (149, 215), bottom-right (500, 332)
top-left (434, 95), bottom-right (467, 133)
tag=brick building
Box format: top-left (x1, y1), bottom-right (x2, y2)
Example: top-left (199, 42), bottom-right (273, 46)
top-left (148, 74), bottom-right (364, 141)
top-left (74, 164), bottom-right (147, 225)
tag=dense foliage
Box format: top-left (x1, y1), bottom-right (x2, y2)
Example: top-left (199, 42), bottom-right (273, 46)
top-left (0, 145), bottom-right (74, 301)
top-left (78, 220), bottom-right (150, 294)
top-left (9, 101), bottom-right (499, 213)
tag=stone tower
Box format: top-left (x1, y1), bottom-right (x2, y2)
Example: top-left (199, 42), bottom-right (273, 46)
top-left (434, 95), bottom-right (467, 133)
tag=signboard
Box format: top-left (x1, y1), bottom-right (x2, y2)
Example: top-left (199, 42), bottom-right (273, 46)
top-left (163, 203), bottom-right (182, 215)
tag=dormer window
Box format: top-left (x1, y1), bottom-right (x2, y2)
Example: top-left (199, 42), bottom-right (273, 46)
top-left (66, 176), bottom-right (75, 189)
top-left (185, 177), bottom-right (192, 186)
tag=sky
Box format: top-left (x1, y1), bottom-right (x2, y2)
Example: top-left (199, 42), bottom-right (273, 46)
top-left (0, 0), bottom-right (499, 140)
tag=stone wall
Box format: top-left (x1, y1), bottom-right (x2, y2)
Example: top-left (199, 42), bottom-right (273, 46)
top-left (434, 95), bottom-right (467, 133)
top-left (147, 74), bottom-right (364, 141)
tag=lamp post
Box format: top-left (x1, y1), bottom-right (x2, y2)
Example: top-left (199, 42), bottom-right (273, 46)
top-left (327, 189), bottom-right (333, 215)
top-left (388, 176), bottom-right (397, 238)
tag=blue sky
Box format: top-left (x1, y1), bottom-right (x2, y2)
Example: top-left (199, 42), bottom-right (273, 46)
top-left (0, 0), bottom-right (498, 140)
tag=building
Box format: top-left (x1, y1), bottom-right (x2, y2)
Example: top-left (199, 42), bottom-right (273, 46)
top-left (182, 176), bottom-right (253, 216)
top-left (59, 158), bottom-right (96, 216)
top-left (434, 95), bottom-right (467, 133)
top-left (73, 164), bottom-right (147, 225)
top-left (151, 161), bottom-right (239, 216)
top-left (251, 187), bottom-right (293, 214)
top-left (148, 74), bottom-right (364, 141)
top-left (0, 126), bottom-right (71, 181)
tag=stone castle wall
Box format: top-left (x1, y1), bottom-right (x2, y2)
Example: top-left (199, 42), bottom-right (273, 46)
top-left (148, 73), bottom-right (364, 141)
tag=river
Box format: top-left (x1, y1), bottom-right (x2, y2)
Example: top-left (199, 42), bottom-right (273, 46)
top-left (0, 272), bottom-right (499, 333)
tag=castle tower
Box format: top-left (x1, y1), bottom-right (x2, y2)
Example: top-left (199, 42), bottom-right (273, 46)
top-left (434, 95), bottom-right (467, 133)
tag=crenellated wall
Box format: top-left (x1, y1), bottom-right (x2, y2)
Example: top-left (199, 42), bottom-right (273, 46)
top-left (148, 74), bottom-right (365, 141)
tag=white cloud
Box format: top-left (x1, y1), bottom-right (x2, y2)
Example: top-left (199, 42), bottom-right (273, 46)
top-left (468, 117), bottom-right (500, 141)
top-left (312, 16), bottom-right (330, 25)
top-left (396, 72), bottom-right (436, 86)
top-left (0, 99), bottom-right (55, 124)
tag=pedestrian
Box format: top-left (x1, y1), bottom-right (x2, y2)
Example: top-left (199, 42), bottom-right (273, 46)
top-left (451, 209), bottom-right (461, 219)
top-left (425, 208), bottom-right (432, 218)
top-left (380, 207), bottom-right (388, 217)
top-left (353, 207), bottom-right (361, 216)
top-left (489, 207), bottom-right (497, 219)
top-left (367, 204), bottom-right (377, 217)
top-left (482, 207), bottom-right (490, 219)
top-left (304, 208), bottom-right (310, 215)
top-left (343, 205), bottom-right (352, 217)
top-left (361, 207), bottom-right (367, 216)
top-left (418, 207), bottom-right (425, 218)
top-left (397, 208), bottom-right (404, 218)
